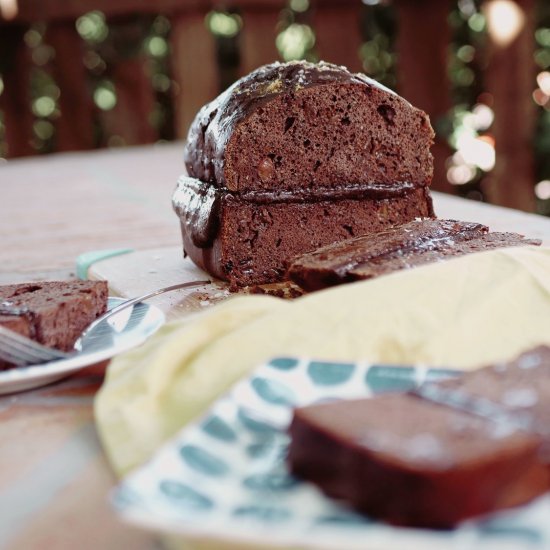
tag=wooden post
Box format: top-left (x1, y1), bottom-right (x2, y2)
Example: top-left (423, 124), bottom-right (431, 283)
top-left (482, 0), bottom-right (536, 212)
top-left (99, 17), bottom-right (158, 146)
top-left (107, 56), bottom-right (157, 145)
top-left (0, 24), bottom-right (34, 157)
top-left (239, 6), bottom-right (281, 74)
top-left (311, 0), bottom-right (363, 72)
top-left (45, 22), bottom-right (95, 151)
top-left (394, 0), bottom-right (454, 195)
top-left (170, 10), bottom-right (218, 139)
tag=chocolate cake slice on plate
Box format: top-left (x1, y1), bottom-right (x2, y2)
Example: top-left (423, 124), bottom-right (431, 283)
top-left (173, 60), bottom-right (435, 287)
top-left (288, 393), bottom-right (548, 528)
top-left (0, 280), bottom-right (108, 368)
top-left (288, 347), bottom-right (550, 527)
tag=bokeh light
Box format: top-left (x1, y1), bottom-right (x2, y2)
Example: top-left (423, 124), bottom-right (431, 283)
top-left (457, 45), bottom-right (475, 63)
top-left (146, 36), bottom-right (168, 57)
top-left (152, 74), bottom-right (171, 93)
top-left (485, 0), bottom-right (525, 47)
top-left (0, 0), bottom-right (18, 20)
top-left (108, 135), bottom-right (126, 147)
top-left (276, 24), bottom-right (315, 61)
top-left (472, 104), bottom-right (494, 130)
top-left (468, 13), bottom-right (486, 33)
top-left (94, 83), bottom-right (117, 110)
top-left (24, 29), bottom-right (42, 48)
top-left (447, 163), bottom-right (477, 185)
top-left (536, 28), bottom-right (550, 47)
top-left (206, 11), bottom-right (242, 38)
top-left (32, 97), bottom-right (56, 118)
top-left (533, 89), bottom-right (549, 107)
top-left (537, 71), bottom-right (550, 94)
top-left (76, 11), bottom-right (109, 43)
top-left (535, 180), bottom-right (550, 200)
top-left (33, 120), bottom-right (54, 140)
top-left (290, 0), bottom-right (309, 13)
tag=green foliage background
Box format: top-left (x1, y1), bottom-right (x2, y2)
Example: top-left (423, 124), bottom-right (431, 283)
top-left (1, 0), bottom-right (550, 213)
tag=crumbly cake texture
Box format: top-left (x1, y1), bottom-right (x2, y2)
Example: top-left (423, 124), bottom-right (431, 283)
top-left (287, 218), bottom-right (542, 291)
top-left (288, 346), bottom-right (550, 527)
top-left (0, 280), bottom-right (108, 368)
top-left (173, 60), bottom-right (435, 287)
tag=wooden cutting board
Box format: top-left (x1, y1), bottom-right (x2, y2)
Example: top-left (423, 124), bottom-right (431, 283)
top-left (87, 192), bottom-right (550, 320)
top-left (87, 247), bottom-right (232, 321)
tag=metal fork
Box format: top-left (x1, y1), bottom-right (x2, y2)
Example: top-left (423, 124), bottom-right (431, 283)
top-left (0, 280), bottom-right (210, 367)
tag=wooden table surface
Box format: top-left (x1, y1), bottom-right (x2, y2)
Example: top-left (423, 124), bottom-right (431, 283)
top-left (1, 143), bottom-right (550, 550)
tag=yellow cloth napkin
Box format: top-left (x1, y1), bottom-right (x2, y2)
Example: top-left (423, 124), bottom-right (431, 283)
top-left (95, 246), bottom-right (550, 478)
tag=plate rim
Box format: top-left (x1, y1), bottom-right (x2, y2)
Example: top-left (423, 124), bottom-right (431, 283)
top-left (0, 297), bottom-right (165, 390)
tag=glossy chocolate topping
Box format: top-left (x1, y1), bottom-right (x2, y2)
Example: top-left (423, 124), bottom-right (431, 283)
top-left (172, 175), bottom-right (429, 249)
top-left (290, 219), bottom-right (488, 279)
top-left (287, 219), bottom-right (542, 290)
top-left (172, 176), bottom-right (221, 248)
top-left (0, 302), bottom-right (31, 317)
top-left (184, 60), bottom-right (403, 188)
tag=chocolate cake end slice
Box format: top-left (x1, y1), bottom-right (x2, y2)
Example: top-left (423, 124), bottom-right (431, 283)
top-left (287, 219), bottom-right (541, 291)
top-left (288, 393), bottom-right (548, 528)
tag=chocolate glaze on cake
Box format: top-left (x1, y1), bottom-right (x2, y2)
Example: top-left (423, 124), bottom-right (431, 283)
top-left (174, 180), bottom-right (433, 284)
top-left (287, 218), bottom-right (541, 291)
top-left (418, 346), bottom-right (550, 444)
top-left (0, 280), bottom-right (108, 369)
top-left (288, 394), bottom-right (548, 528)
top-left (184, 61), bottom-right (434, 192)
top-left (174, 61), bottom-right (435, 287)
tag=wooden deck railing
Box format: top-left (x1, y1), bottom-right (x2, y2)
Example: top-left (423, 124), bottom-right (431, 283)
top-left (0, 0), bottom-right (538, 212)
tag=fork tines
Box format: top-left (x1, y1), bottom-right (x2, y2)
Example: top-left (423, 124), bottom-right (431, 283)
top-left (0, 326), bottom-right (69, 366)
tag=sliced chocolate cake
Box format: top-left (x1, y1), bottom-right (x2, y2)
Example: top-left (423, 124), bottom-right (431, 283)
top-left (173, 61), bottom-right (435, 287)
top-left (0, 280), bottom-right (108, 368)
top-left (288, 218), bottom-right (541, 291)
top-left (288, 394), bottom-right (548, 528)
top-left (288, 346), bottom-right (550, 527)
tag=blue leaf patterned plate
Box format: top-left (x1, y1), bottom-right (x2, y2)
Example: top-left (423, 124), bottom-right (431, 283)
top-left (112, 358), bottom-right (550, 549)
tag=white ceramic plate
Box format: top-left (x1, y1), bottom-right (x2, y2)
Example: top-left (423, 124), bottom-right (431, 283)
top-left (113, 358), bottom-right (550, 550)
top-left (0, 298), bottom-right (165, 394)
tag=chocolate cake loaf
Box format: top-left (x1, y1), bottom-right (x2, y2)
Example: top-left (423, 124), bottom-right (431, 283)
top-left (288, 394), bottom-right (548, 528)
top-left (173, 61), bottom-right (435, 287)
top-left (288, 218), bottom-right (541, 291)
top-left (0, 280), bottom-right (108, 368)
